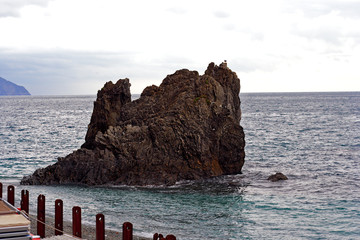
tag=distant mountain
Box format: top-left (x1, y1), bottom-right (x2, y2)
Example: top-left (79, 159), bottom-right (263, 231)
top-left (0, 77), bottom-right (30, 96)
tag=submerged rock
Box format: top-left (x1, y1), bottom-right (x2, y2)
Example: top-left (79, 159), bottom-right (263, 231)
top-left (267, 172), bottom-right (288, 182)
top-left (21, 62), bottom-right (245, 186)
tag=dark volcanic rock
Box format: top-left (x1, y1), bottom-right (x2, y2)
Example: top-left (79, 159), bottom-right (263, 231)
top-left (0, 77), bottom-right (30, 95)
top-left (21, 62), bottom-right (245, 186)
top-left (267, 172), bottom-right (288, 182)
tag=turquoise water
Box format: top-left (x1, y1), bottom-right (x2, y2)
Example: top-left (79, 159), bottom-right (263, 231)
top-left (0, 93), bottom-right (359, 239)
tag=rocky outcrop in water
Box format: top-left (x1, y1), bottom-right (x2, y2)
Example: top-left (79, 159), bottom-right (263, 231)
top-left (21, 62), bottom-right (245, 186)
top-left (0, 77), bottom-right (30, 95)
top-left (267, 172), bottom-right (288, 182)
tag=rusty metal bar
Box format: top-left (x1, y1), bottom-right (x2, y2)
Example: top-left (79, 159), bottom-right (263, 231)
top-left (37, 194), bottom-right (46, 238)
top-left (55, 199), bottom-right (63, 235)
top-left (21, 189), bottom-right (29, 214)
top-left (123, 222), bottom-right (133, 240)
top-left (0, 182), bottom-right (2, 198)
top-left (7, 185), bottom-right (15, 206)
top-left (96, 213), bottom-right (105, 240)
top-left (72, 206), bottom-right (82, 238)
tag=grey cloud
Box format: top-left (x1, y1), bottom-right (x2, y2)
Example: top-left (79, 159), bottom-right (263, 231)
top-left (285, 0), bottom-right (360, 18)
top-left (286, 1), bottom-right (360, 47)
top-left (230, 56), bottom-right (280, 74)
top-left (251, 32), bottom-right (265, 41)
top-left (166, 7), bottom-right (187, 15)
top-left (213, 11), bottom-right (230, 18)
top-left (333, 2), bottom-right (360, 18)
top-left (222, 23), bottom-right (236, 31)
top-left (293, 25), bottom-right (344, 45)
top-left (0, 49), bottom-right (195, 95)
top-left (0, 0), bottom-right (52, 17)
top-left (0, 49), bottom-right (138, 94)
top-left (292, 22), bottom-right (360, 48)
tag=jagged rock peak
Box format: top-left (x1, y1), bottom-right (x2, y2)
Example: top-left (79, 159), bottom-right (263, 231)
top-left (83, 78), bottom-right (131, 149)
top-left (21, 62), bottom-right (245, 186)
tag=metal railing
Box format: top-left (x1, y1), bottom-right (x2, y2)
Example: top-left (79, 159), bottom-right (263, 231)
top-left (0, 182), bottom-right (176, 240)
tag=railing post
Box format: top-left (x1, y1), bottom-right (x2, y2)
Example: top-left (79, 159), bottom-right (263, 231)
top-left (123, 222), bottom-right (133, 240)
top-left (0, 182), bottom-right (2, 198)
top-left (37, 194), bottom-right (46, 238)
top-left (96, 213), bottom-right (105, 240)
top-left (166, 235), bottom-right (177, 240)
top-left (21, 190), bottom-right (29, 215)
top-left (55, 199), bottom-right (63, 235)
top-left (7, 185), bottom-right (15, 206)
top-left (72, 206), bottom-right (82, 238)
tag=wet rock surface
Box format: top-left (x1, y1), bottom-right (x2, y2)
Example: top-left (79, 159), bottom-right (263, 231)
top-left (267, 172), bottom-right (288, 182)
top-left (21, 62), bottom-right (245, 186)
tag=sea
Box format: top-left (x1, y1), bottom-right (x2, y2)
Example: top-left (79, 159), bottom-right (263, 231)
top-left (0, 92), bottom-right (359, 239)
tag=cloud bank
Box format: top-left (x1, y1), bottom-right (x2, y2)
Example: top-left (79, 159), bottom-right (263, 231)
top-left (0, 0), bottom-right (359, 94)
top-left (0, 0), bottom-right (52, 17)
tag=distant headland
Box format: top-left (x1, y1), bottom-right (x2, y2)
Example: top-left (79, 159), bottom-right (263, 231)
top-left (0, 77), bottom-right (31, 96)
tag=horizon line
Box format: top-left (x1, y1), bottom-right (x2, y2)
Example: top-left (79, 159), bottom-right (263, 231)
top-left (1, 90), bottom-right (359, 97)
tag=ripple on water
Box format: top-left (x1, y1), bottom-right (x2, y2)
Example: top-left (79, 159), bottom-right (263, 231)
top-left (1, 93), bottom-right (360, 239)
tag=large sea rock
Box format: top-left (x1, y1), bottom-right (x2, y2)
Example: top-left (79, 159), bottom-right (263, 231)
top-left (21, 62), bottom-right (245, 186)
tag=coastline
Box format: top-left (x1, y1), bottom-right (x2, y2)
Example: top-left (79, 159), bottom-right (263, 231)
top-left (29, 215), bottom-right (151, 240)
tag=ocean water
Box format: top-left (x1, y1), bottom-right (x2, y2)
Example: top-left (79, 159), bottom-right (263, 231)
top-left (0, 92), bottom-right (359, 239)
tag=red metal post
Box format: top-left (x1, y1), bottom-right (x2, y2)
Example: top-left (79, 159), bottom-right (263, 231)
top-left (7, 185), bottom-right (15, 206)
top-left (123, 222), bottom-right (133, 240)
top-left (72, 206), bottom-right (82, 238)
top-left (55, 199), bottom-right (63, 235)
top-left (37, 194), bottom-right (46, 238)
top-left (166, 235), bottom-right (176, 240)
top-left (0, 182), bottom-right (2, 198)
top-left (21, 190), bottom-right (29, 215)
top-left (96, 213), bottom-right (105, 240)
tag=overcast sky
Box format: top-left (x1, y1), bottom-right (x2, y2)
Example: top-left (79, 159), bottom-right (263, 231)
top-left (0, 0), bottom-right (359, 95)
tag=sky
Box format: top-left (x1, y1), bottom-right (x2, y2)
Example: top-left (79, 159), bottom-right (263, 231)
top-left (0, 0), bottom-right (359, 95)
